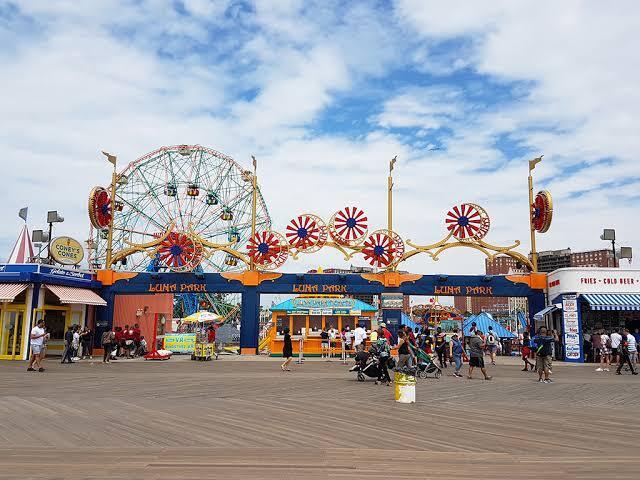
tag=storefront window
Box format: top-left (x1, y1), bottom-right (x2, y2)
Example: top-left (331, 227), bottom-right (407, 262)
top-left (342, 317), bottom-right (356, 331)
top-left (324, 316), bottom-right (338, 331)
top-left (276, 316), bottom-right (289, 335)
top-left (359, 317), bottom-right (371, 331)
top-left (292, 316), bottom-right (306, 336)
top-left (308, 315), bottom-right (322, 334)
top-left (44, 310), bottom-right (67, 341)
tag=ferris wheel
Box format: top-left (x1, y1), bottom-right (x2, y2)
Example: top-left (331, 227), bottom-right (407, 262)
top-left (87, 145), bottom-right (271, 272)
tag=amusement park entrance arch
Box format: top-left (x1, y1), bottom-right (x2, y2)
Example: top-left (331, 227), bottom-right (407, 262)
top-left (95, 270), bottom-right (546, 353)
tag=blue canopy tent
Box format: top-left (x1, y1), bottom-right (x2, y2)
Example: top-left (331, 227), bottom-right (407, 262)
top-left (462, 312), bottom-right (516, 338)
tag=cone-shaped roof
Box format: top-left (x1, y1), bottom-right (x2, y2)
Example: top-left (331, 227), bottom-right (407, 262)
top-left (7, 224), bottom-right (35, 263)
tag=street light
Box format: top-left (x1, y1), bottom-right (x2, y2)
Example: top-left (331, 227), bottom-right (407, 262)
top-left (600, 229), bottom-right (633, 267)
top-left (46, 211), bottom-right (64, 260)
top-left (32, 230), bottom-right (49, 262)
top-left (102, 151), bottom-right (118, 268)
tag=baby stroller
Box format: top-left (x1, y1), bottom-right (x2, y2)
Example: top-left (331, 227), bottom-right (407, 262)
top-left (349, 349), bottom-right (381, 382)
top-left (413, 346), bottom-right (442, 379)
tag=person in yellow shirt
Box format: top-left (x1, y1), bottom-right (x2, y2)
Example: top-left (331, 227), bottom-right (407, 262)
top-left (369, 328), bottom-right (378, 343)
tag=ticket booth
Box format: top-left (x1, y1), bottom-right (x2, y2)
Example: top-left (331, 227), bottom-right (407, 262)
top-left (267, 296), bottom-right (377, 356)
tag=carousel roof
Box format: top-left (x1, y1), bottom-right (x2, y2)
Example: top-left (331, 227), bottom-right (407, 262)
top-left (463, 312), bottom-right (516, 338)
top-left (7, 224), bottom-right (34, 263)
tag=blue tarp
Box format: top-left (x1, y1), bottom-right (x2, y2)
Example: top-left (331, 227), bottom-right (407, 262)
top-left (517, 311), bottom-right (528, 330)
top-left (462, 312), bottom-right (516, 338)
top-left (400, 312), bottom-right (420, 331)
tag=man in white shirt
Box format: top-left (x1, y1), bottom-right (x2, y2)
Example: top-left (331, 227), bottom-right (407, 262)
top-left (626, 329), bottom-right (638, 365)
top-left (610, 330), bottom-right (623, 364)
top-left (72, 327), bottom-right (81, 361)
top-left (327, 326), bottom-right (338, 358)
top-left (353, 323), bottom-right (367, 352)
top-left (28, 319), bottom-right (47, 372)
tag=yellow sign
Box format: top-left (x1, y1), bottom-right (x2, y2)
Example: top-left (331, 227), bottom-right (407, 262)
top-left (50, 236), bottom-right (84, 265)
top-left (163, 333), bottom-right (196, 353)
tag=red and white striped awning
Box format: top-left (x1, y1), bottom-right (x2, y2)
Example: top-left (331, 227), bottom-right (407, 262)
top-left (0, 283), bottom-right (29, 302)
top-left (44, 284), bottom-right (107, 306)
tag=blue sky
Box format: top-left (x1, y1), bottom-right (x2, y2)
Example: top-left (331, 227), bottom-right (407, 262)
top-left (0, 0), bottom-right (638, 273)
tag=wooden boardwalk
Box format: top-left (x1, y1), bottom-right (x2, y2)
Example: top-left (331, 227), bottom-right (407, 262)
top-left (0, 356), bottom-right (638, 479)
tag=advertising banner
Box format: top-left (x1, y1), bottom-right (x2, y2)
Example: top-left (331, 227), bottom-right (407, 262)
top-left (163, 333), bottom-right (196, 353)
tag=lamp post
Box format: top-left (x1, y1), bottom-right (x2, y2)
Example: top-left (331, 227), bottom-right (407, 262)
top-left (101, 151), bottom-right (118, 269)
top-left (528, 156), bottom-right (543, 272)
top-left (250, 155), bottom-right (258, 271)
top-left (388, 155), bottom-right (397, 270)
top-left (46, 211), bottom-right (64, 261)
top-left (600, 229), bottom-right (633, 267)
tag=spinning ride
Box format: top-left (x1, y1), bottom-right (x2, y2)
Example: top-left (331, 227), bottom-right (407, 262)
top-left (88, 145), bottom-right (271, 272)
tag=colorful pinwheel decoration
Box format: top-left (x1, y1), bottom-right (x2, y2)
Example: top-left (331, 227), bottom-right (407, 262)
top-left (361, 230), bottom-right (405, 268)
top-left (247, 231), bottom-right (289, 269)
top-left (445, 203), bottom-right (490, 241)
top-left (157, 232), bottom-right (203, 272)
top-left (285, 214), bottom-right (327, 252)
top-left (88, 186), bottom-right (112, 229)
top-left (329, 207), bottom-right (368, 246)
top-left (532, 190), bottom-right (553, 233)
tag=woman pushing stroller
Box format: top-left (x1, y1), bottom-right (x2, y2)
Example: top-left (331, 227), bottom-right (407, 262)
top-left (375, 327), bottom-right (392, 386)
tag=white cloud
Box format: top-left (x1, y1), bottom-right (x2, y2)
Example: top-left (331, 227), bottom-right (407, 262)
top-left (0, 0), bottom-right (637, 276)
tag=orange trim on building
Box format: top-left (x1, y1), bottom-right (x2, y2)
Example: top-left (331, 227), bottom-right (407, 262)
top-left (96, 269), bottom-right (138, 286)
top-left (220, 271), bottom-right (282, 286)
top-left (505, 273), bottom-right (547, 290)
top-left (360, 271), bottom-right (422, 287)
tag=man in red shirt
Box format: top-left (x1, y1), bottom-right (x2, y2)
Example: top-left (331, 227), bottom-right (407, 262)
top-left (380, 322), bottom-right (393, 342)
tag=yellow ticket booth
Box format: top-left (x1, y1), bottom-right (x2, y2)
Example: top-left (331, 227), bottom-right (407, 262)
top-left (267, 296), bottom-right (377, 356)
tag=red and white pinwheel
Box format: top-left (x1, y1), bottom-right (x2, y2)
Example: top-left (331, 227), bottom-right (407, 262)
top-left (361, 230), bottom-right (405, 268)
top-left (531, 190), bottom-right (553, 233)
top-left (157, 232), bottom-right (203, 272)
top-left (285, 214), bottom-right (327, 252)
top-left (329, 207), bottom-right (368, 246)
top-left (247, 231), bottom-right (289, 269)
top-left (445, 203), bottom-right (490, 241)
top-left (88, 186), bottom-right (112, 229)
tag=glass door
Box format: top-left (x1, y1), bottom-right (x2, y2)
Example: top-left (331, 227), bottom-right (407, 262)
top-left (1, 309), bottom-right (25, 360)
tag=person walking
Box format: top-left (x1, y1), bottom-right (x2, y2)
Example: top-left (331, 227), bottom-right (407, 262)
top-left (627, 328), bottom-right (638, 366)
top-left (71, 326), bottom-right (81, 361)
top-left (281, 327), bottom-right (293, 371)
top-left (396, 330), bottom-right (415, 370)
top-left (353, 323), bottom-right (367, 352)
top-left (27, 319), bottom-right (47, 372)
top-left (449, 329), bottom-right (465, 378)
top-left (434, 327), bottom-right (447, 368)
top-left (80, 327), bottom-right (93, 359)
top-left (534, 327), bottom-right (554, 383)
top-left (467, 329), bottom-right (491, 380)
top-left (485, 326), bottom-right (500, 365)
top-left (616, 329), bottom-right (638, 375)
top-left (101, 328), bottom-right (116, 363)
top-left (375, 328), bottom-right (392, 386)
top-left (320, 327), bottom-right (329, 359)
top-left (600, 330), bottom-right (611, 369)
top-left (610, 329), bottom-right (623, 365)
top-left (521, 331), bottom-right (535, 371)
top-left (61, 325), bottom-right (75, 364)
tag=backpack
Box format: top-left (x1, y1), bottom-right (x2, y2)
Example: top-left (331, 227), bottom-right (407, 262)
top-left (488, 333), bottom-right (495, 343)
top-left (605, 337), bottom-right (612, 349)
top-left (101, 331), bottom-right (113, 346)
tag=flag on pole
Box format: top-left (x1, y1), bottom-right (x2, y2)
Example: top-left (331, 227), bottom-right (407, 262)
top-left (18, 207), bottom-right (28, 222)
top-left (390, 155), bottom-right (397, 172)
top-left (251, 155), bottom-right (257, 170)
top-left (102, 151), bottom-right (117, 165)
